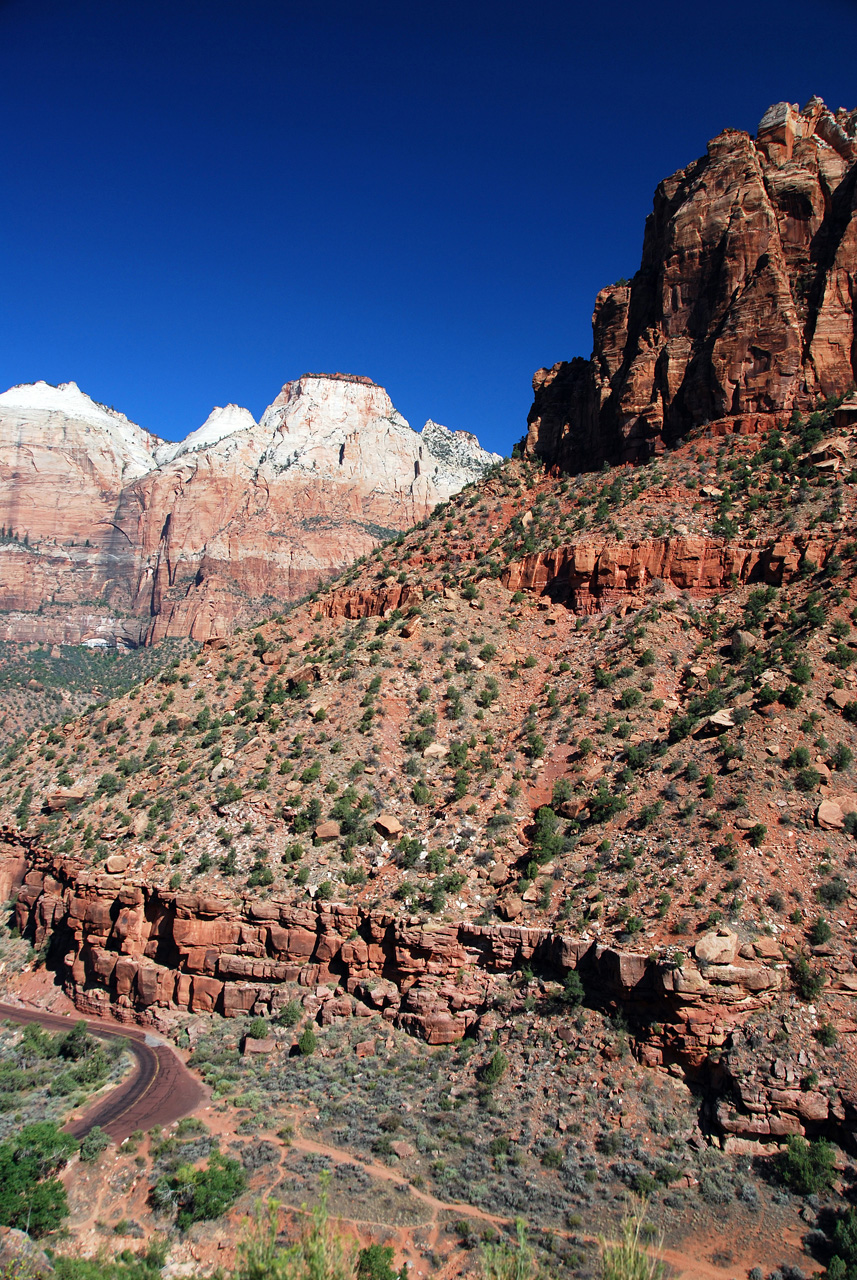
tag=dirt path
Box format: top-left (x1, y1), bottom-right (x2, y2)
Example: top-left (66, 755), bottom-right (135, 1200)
top-left (0, 999), bottom-right (206, 1140)
top-left (207, 1114), bottom-right (780, 1280)
top-left (0, 997), bottom-right (810, 1279)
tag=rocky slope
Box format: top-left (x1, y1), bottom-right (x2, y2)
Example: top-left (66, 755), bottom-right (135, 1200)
top-left (0, 373), bottom-right (500, 647)
top-left (3, 395), bottom-right (857, 1157)
top-left (527, 98), bottom-right (856, 470)
top-left (6, 100), bottom-right (857, 1276)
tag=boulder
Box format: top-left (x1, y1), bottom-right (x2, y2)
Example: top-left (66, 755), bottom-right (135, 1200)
top-left (242, 1036), bottom-right (277, 1056)
top-left (314, 821), bottom-right (341, 842)
top-left (816, 799), bottom-right (845, 830)
top-left (375, 813), bottom-right (403, 837)
top-left (731, 630), bottom-right (757, 654)
top-left (695, 927), bottom-right (739, 966)
top-left (44, 788), bottom-right (88, 811)
top-left (498, 895), bottom-right (524, 921)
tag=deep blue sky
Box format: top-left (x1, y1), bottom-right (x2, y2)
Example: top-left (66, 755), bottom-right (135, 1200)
top-left (2, 0), bottom-right (856, 454)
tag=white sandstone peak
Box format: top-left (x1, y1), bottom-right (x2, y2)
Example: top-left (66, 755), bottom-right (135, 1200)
top-left (0, 380), bottom-right (160, 477)
top-left (160, 404), bottom-right (257, 463)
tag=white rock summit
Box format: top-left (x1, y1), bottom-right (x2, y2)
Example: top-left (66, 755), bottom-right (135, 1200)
top-left (0, 372), bottom-right (501, 646)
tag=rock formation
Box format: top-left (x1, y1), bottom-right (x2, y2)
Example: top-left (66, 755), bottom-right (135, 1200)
top-left (0, 374), bottom-right (500, 646)
top-left (7, 832), bottom-right (856, 1149)
top-left (527, 98), bottom-right (857, 471)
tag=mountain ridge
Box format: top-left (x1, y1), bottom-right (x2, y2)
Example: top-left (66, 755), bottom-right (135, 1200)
top-left (0, 373), bottom-right (501, 649)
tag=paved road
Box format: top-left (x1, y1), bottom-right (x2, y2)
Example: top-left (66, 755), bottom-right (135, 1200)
top-left (0, 1001), bottom-right (205, 1141)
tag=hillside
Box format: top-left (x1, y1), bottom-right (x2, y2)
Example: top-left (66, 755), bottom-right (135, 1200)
top-left (0, 97), bottom-right (856, 1278)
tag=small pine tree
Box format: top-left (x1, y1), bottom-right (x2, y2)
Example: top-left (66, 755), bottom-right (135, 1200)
top-left (298, 1025), bottom-right (317, 1056)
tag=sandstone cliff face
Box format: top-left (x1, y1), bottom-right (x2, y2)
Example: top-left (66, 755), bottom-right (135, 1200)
top-left (501, 531), bottom-right (838, 612)
top-left (527, 99), bottom-right (857, 470)
top-left (0, 375), bottom-right (500, 646)
top-left (14, 832), bottom-right (840, 1150)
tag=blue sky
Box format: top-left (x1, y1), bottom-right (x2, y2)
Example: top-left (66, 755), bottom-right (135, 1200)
top-left (2, 0), bottom-right (856, 455)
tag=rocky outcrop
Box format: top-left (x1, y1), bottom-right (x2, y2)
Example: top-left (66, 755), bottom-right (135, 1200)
top-left (527, 99), bottom-right (857, 471)
top-left (0, 376), bottom-right (500, 647)
top-left (501, 532), bottom-right (839, 611)
top-left (10, 831), bottom-right (855, 1149)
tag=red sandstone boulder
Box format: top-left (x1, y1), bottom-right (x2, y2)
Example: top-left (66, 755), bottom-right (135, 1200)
top-left (375, 814), bottom-right (403, 837)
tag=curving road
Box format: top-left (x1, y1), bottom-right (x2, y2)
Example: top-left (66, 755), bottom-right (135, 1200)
top-left (0, 1001), bottom-right (206, 1141)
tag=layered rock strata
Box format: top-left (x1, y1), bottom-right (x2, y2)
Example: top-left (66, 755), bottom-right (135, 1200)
top-left (0, 375), bottom-right (500, 646)
top-left (315, 531), bottom-right (839, 624)
top-left (7, 832), bottom-right (855, 1149)
top-left (527, 99), bottom-right (857, 470)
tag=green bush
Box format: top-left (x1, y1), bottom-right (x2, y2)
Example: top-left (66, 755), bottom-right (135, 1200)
top-left (357, 1244), bottom-right (407, 1280)
top-left (151, 1150), bottom-right (246, 1229)
top-left (0, 1121), bottom-right (78, 1236)
top-left (276, 1000), bottom-right (302, 1027)
top-left (792, 954), bottom-right (826, 1001)
top-left (827, 1207), bottom-right (857, 1280)
top-left (480, 1049), bottom-right (508, 1088)
top-left (298, 1025), bottom-right (317, 1056)
top-left (79, 1125), bottom-right (110, 1162)
top-left (777, 1134), bottom-right (835, 1195)
top-left (808, 916), bottom-right (833, 946)
top-left (561, 970), bottom-right (585, 1007)
top-left (817, 875), bottom-right (849, 906)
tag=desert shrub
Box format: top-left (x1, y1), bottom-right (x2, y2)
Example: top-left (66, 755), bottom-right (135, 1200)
top-left (792, 954), bottom-right (826, 1001)
top-left (780, 685), bottom-right (804, 709)
top-left (275, 1000), bottom-right (302, 1028)
top-left (818, 875), bottom-right (849, 906)
top-left (826, 1207), bottom-right (857, 1280)
top-left (808, 916), bottom-right (832, 946)
top-left (0, 1121), bottom-right (78, 1236)
top-left (151, 1150), bottom-right (246, 1228)
top-left (298, 1026), bottom-right (317, 1056)
top-left (79, 1125), bottom-right (110, 1162)
top-left (561, 970), bottom-right (585, 1007)
top-left (356, 1244), bottom-right (407, 1280)
top-left (480, 1050), bottom-right (508, 1088)
top-left (777, 1134), bottom-right (835, 1195)
top-left (531, 806), bottom-right (563, 862)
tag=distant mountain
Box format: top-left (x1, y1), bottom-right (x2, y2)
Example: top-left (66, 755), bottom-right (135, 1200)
top-left (0, 372), bottom-right (501, 646)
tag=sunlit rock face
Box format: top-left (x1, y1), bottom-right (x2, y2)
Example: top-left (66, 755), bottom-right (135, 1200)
top-left (0, 373), bottom-right (500, 646)
top-left (527, 98), bottom-right (857, 471)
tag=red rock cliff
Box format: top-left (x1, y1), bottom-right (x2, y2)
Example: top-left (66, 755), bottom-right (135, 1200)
top-left (527, 99), bottom-right (857, 471)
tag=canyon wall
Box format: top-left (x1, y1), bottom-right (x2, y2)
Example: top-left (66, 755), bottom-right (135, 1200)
top-left (527, 99), bottom-right (857, 471)
top-left (6, 831), bottom-right (857, 1150)
top-left (0, 374), bottom-right (500, 647)
top-left (311, 531), bottom-right (839, 625)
